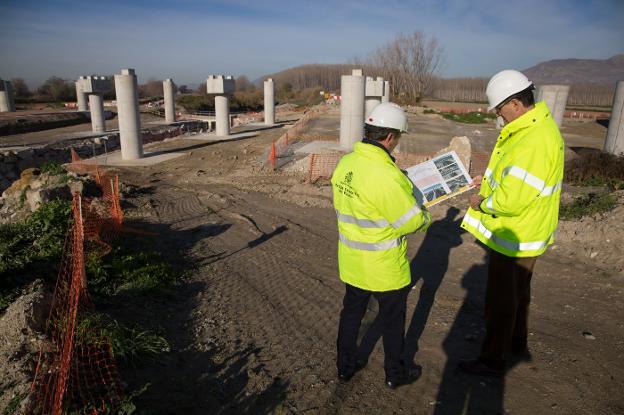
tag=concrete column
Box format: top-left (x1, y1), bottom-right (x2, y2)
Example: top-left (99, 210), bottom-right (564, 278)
top-left (0, 80), bottom-right (16, 112)
top-left (604, 80), bottom-right (624, 155)
top-left (163, 78), bottom-right (176, 123)
top-left (88, 94), bottom-right (106, 133)
top-left (536, 85), bottom-right (570, 127)
top-left (207, 75), bottom-right (235, 137)
top-left (382, 80), bottom-right (390, 103)
top-left (114, 69), bottom-right (143, 160)
top-left (75, 77), bottom-right (88, 111)
top-left (264, 78), bottom-right (275, 125)
top-left (365, 76), bottom-right (385, 119)
top-left (339, 69), bottom-right (365, 150)
top-left (215, 95), bottom-right (230, 136)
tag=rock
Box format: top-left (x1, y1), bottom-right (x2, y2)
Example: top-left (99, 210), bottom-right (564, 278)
top-left (26, 185), bottom-right (72, 212)
top-left (434, 136), bottom-right (472, 170)
top-left (0, 280), bottom-right (51, 411)
top-left (582, 331), bottom-right (596, 340)
top-left (68, 180), bottom-right (84, 194)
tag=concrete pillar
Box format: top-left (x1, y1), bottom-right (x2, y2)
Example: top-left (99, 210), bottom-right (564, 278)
top-left (163, 78), bottom-right (176, 123)
top-left (339, 69), bottom-right (365, 150)
top-left (365, 76), bottom-right (385, 119)
top-left (0, 80), bottom-right (16, 112)
top-left (88, 94), bottom-right (106, 133)
top-left (207, 75), bottom-right (235, 137)
top-left (75, 77), bottom-right (89, 111)
top-left (114, 69), bottom-right (143, 160)
top-left (215, 95), bottom-right (230, 136)
top-left (382, 80), bottom-right (390, 103)
top-left (536, 85), bottom-right (570, 127)
top-left (604, 80), bottom-right (624, 155)
top-left (264, 78), bottom-right (275, 125)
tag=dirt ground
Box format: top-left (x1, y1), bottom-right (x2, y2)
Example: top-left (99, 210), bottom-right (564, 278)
top-left (1, 106), bottom-right (622, 414)
top-left (71, 107), bottom-right (622, 415)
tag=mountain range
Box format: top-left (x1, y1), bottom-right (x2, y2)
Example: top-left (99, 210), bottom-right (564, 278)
top-left (522, 54), bottom-right (624, 85)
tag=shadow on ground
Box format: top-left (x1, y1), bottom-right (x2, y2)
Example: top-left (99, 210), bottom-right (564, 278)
top-left (96, 217), bottom-right (289, 414)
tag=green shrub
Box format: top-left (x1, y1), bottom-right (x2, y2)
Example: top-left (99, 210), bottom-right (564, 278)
top-left (86, 246), bottom-right (176, 297)
top-left (40, 160), bottom-right (66, 175)
top-left (0, 200), bottom-right (71, 310)
top-left (423, 108), bottom-right (438, 114)
top-left (560, 192), bottom-right (618, 220)
top-left (565, 152), bottom-right (624, 190)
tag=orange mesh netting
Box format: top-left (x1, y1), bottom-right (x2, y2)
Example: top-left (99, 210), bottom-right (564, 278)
top-left (29, 151), bottom-right (127, 414)
top-left (267, 105), bottom-right (328, 169)
top-left (29, 194), bottom-right (124, 414)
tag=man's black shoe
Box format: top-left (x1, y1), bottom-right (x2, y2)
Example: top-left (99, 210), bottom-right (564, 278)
top-left (337, 360), bottom-right (366, 383)
top-left (385, 364), bottom-right (422, 389)
top-left (458, 359), bottom-right (503, 377)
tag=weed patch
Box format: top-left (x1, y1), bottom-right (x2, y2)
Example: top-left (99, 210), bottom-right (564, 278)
top-left (86, 245), bottom-right (176, 298)
top-left (565, 152), bottom-right (624, 190)
top-left (560, 192), bottom-right (618, 220)
top-left (0, 200), bottom-right (71, 311)
top-left (76, 313), bottom-right (169, 364)
top-left (440, 111), bottom-right (495, 124)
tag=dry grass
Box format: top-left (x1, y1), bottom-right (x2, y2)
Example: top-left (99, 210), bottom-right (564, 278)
top-left (565, 152), bottom-right (624, 190)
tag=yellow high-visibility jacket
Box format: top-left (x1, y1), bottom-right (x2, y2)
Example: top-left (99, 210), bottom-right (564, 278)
top-left (461, 101), bottom-right (564, 257)
top-left (331, 141), bottom-right (431, 291)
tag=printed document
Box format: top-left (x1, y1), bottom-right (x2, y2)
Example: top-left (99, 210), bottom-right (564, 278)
top-left (405, 151), bottom-right (473, 207)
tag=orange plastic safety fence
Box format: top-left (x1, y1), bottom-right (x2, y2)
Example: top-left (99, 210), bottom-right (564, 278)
top-left (29, 194), bottom-right (124, 415)
top-left (266, 105), bottom-right (328, 169)
top-left (307, 153), bottom-right (343, 183)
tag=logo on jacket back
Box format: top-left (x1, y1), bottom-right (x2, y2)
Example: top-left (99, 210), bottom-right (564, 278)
top-left (345, 171), bottom-right (353, 184)
top-left (335, 171), bottom-right (359, 199)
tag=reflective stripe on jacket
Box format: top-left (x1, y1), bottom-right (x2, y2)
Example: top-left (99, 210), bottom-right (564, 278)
top-left (461, 101), bottom-right (564, 257)
top-left (331, 141), bottom-right (431, 291)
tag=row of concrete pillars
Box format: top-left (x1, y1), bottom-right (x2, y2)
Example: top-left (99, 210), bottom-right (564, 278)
top-left (71, 70), bottom-right (277, 161)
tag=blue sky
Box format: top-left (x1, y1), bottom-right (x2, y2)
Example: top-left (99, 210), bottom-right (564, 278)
top-left (0, 0), bottom-right (622, 88)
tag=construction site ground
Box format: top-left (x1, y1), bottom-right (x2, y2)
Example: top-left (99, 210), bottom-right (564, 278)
top-left (6, 107), bottom-right (624, 414)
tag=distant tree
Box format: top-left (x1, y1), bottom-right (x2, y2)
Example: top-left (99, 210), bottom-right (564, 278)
top-left (10, 78), bottom-right (31, 98)
top-left (236, 75), bottom-right (255, 92)
top-left (178, 85), bottom-right (190, 94)
top-left (37, 76), bottom-right (75, 101)
top-left (196, 81), bottom-right (207, 96)
top-left (138, 78), bottom-right (163, 98)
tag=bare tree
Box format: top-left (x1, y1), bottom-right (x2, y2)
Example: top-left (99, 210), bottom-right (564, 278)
top-left (138, 78), bottom-right (163, 98)
top-left (362, 32), bottom-right (444, 104)
top-left (37, 76), bottom-right (75, 101)
top-left (10, 78), bottom-right (31, 98)
top-left (236, 75), bottom-right (255, 92)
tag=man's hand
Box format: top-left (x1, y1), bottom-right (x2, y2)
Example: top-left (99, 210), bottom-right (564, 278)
top-left (470, 175), bottom-right (483, 190)
top-left (470, 194), bottom-right (484, 211)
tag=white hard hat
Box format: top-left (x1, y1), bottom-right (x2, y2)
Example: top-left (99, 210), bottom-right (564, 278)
top-left (485, 69), bottom-right (533, 111)
top-left (365, 102), bottom-right (408, 132)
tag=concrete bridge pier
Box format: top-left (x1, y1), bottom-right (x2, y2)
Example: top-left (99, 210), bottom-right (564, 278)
top-left (114, 69), bottom-right (143, 160)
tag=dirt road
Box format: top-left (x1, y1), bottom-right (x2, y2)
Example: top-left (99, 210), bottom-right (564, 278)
top-left (105, 113), bottom-right (622, 414)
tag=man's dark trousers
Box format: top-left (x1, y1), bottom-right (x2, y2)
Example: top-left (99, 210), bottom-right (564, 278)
top-left (337, 283), bottom-right (410, 380)
top-left (480, 249), bottom-right (538, 368)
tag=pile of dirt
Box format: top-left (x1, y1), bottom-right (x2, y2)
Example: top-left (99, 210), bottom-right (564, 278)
top-left (0, 280), bottom-right (51, 413)
top-left (556, 190), bottom-right (624, 275)
top-left (0, 112), bottom-right (89, 136)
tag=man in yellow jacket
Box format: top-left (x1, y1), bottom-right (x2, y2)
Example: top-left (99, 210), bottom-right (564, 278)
top-left (332, 103), bottom-right (431, 389)
top-left (460, 70), bottom-right (564, 376)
